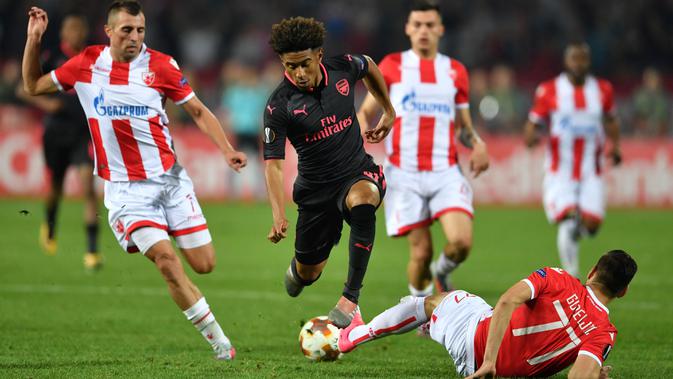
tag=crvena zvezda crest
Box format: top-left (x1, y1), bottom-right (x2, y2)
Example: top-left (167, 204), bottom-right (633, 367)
top-left (142, 71), bottom-right (155, 86)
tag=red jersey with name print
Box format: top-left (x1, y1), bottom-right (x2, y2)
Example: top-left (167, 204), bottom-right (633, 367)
top-left (473, 267), bottom-right (617, 377)
top-left (50, 44), bottom-right (194, 181)
top-left (528, 74), bottom-right (615, 181)
top-left (378, 50), bottom-right (469, 172)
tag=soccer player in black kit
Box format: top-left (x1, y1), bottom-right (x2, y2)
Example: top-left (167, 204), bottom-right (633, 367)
top-left (264, 17), bottom-right (396, 328)
top-left (17, 14), bottom-right (101, 270)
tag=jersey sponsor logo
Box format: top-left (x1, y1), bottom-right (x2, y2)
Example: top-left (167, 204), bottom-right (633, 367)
top-left (305, 115), bottom-right (352, 143)
top-left (559, 116), bottom-right (600, 134)
top-left (93, 90), bottom-right (149, 117)
top-left (535, 268), bottom-right (547, 278)
top-left (401, 90), bottom-right (452, 115)
top-left (264, 127), bottom-right (276, 143)
top-left (142, 71), bottom-right (155, 86)
top-left (336, 78), bottom-right (350, 96)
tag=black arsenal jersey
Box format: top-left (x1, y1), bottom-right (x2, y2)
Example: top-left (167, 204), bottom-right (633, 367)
top-left (42, 45), bottom-right (89, 141)
top-left (263, 54), bottom-right (375, 184)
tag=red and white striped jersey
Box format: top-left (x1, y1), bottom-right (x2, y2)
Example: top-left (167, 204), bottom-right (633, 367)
top-left (378, 50), bottom-right (469, 172)
top-left (474, 267), bottom-right (617, 377)
top-left (50, 44), bottom-right (194, 181)
top-left (529, 73), bottom-right (615, 180)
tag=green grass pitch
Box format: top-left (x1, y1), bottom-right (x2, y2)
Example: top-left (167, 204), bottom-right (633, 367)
top-left (0, 199), bottom-right (671, 378)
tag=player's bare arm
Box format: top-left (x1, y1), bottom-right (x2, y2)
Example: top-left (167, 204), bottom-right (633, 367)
top-left (567, 354), bottom-right (603, 379)
top-left (523, 119), bottom-right (541, 148)
top-left (456, 108), bottom-right (489, 178)
top-left (182, 96), bottom-right (247, 172)
top-left (22, 7), bottom-right (58, 95)
top-left (467, 280), bottom-right (532, 379)
top-left (603, 114), bottom-right (622, 166)
top-left (356, 93), bottom-right (380, 135)
top-left (264, 159), bottom-right (288, 243)
top-left (361, 56), bottom-right (396, 144)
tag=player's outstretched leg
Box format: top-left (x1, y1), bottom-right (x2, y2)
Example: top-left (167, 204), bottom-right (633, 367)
top-left (140, 232), bottom-right (235, 360)
top-left (338, 295), bottom-right (429, 353)
top-left (407, 227), bottom-right (434, 297)
top-left (330, 202), bottom-right (377, 328)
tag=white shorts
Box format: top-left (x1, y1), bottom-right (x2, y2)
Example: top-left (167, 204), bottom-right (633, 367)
top-left (104, 163), bottom-right (212, 254)
top-left (383, 164), bottom-right (474, 237)
top-left (429, 290), bottom-right (493, 377)
top-left (543, 173), bottom-right (605, 224)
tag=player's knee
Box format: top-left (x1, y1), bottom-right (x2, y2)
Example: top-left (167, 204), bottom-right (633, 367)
top-left (191, 256), bottom-right (215, 274)
top-left (409, 244), bottom-right (432, 265)
top-left (346, 182), bottom-right (380, 208)
top-left (423, 293), bottom-right (447, 317)
top-left (446, 237), bottom-right (471, 262)
top-left (583, 219), bottom-right (601, 235)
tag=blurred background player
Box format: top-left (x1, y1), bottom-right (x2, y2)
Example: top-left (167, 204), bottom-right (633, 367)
top-left (21, 1), bottom-right (246, 359)
top-left (524, 42), bottom-right (622, 278)
top-left (264, 17), bottom-right (395, 328)
top-left (358, 0), bottom-right (489, 297)
top-left (339, 249), bottom-right (637, 378)
top-left (16, 14), bottom-right (102, 270)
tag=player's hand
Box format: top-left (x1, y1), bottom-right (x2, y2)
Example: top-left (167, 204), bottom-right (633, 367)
top-left (225, 150), bottom-right (247, 173)
top-left (465, 360), bottom-right (496, 378)
top-left (523, 132), bottom-right (540, 148)
top-left (267, 217), bottom-right (288, 243)
top-left (365, 109), bottom-right (395, 144)
top-left (608, 147), bottom-right (622, 166)
top-left (469, 141), bottom-right (489, 179)
top-left (27, 7), bottom-right (49, 40)
top-left (599, 365), bottom-right (613, 379)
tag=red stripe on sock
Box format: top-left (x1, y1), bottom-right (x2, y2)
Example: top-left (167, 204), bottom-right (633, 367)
top-left (193, 310), bottom-right (211, 325)
top-left (373, 316), bottom-right (417, 336)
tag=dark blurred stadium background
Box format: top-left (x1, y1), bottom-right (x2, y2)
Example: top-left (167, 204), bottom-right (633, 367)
top-left (1, 0), bottom-right (672, 205)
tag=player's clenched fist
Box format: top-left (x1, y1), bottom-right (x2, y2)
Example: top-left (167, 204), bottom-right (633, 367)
top-left (27, 7), bottom-right (49, 39)
top-left (225, 150), bottom-right (248, 173)
top-left (267, 217), bottom-right (288, 243)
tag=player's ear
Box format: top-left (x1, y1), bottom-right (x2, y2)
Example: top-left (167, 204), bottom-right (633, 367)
top-left (587, 266), bottom-right (597, 281)
top-left (616, 285), bottom-right (628, 298)
top-left (104, 23), bottom-right (112, 39)
top-left (316, 48), bottom-right (323, 62)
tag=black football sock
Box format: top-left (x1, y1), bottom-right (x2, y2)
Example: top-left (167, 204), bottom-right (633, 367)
top-left (86, 222), bottom-right (99, 253)
top-left (46, 203), bottom-right (58, 239)
top-left (343, 204), bottom-right (376, 304)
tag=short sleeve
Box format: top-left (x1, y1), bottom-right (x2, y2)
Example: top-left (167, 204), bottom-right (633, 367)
top-left (262, 96), bottom-right (288, 160)
top-left (51, 53), bottom-right (83, 92)
top-left (521, 267), bottom-right (553, 300)
top-left (158, 56), bottom-right (194, 105)
top-left (342, 54), bottom-right (369, 81)
top-left (598, 79), bottom-right (616, 115)
top-left (529, 82), bottom-right (553, 124)
top-left (579, 332), bottom-right (616, 367)
top-left (451, 60), bottom-right (469, 108)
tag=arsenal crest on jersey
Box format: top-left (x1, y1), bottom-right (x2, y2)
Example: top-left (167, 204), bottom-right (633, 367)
top-left (142, 71), bottom-right (155, 86)
top-left (336, 78), bottom-right (349, 96)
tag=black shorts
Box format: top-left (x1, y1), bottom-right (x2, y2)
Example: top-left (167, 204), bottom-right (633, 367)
top-left (293, 163), bottom-right (386, 265)
top-left (43, 127), bottom-right (92, 181)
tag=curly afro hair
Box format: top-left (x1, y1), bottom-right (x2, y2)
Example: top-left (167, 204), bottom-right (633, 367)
top-left (269, 17), bottom-right (326, 54)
